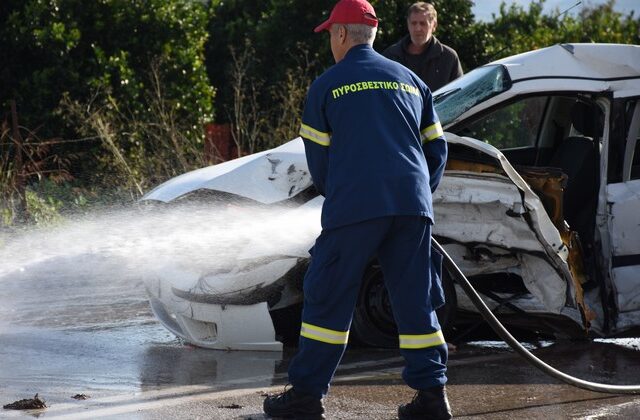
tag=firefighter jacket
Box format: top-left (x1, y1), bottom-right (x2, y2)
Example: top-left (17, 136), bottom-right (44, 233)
top-left (299, 44), bottom-right (447, 230)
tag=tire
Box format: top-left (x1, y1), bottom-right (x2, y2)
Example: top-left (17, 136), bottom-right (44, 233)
top-left (350, 263), bottom-right (457, 348)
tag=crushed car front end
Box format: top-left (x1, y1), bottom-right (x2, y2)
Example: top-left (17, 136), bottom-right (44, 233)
top-left (141, 43), bottom-right (640, 349)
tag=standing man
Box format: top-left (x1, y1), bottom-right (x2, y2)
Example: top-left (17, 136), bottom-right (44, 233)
top-left (383, 2), bottom-right (463, 91)
top-left (263, 0), bottom-right (451, 419)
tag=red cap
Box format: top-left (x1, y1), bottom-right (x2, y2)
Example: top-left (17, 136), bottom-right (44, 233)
top-left (314, 0), bottom-right (378, 33)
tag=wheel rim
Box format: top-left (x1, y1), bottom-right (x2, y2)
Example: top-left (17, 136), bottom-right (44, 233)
top-left (360, 266), bottom-right (397, 336)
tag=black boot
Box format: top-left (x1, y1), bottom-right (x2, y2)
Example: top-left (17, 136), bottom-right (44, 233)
top-left (263, 387), bottom-right (325, 419)
top-left (398, 385), bottom-right (452, 420)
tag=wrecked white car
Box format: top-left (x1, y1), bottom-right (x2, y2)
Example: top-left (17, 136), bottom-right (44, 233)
top-left (142, 43), bottom-right (640, 351)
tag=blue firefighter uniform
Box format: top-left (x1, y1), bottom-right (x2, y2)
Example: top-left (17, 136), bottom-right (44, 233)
top-left (289, 44), bottom-right (448, 399)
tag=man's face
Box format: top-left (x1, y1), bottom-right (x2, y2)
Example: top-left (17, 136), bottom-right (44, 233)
top-left (407, 11), bottom-right (435, 46)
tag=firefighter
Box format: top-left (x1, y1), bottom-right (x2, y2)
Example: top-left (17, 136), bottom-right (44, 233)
top-left (263, 0), bottom-right (451, 418)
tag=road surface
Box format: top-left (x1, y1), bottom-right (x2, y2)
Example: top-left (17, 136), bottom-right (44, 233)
top-left (1, 253), bottom-right (639, 419)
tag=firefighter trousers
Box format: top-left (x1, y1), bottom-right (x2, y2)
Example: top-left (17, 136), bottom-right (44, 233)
top-left (288, 215), bottom-right (448, 398)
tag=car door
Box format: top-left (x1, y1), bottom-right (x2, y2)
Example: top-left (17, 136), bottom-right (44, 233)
top-left (607, 98), bottom-right (640, 314)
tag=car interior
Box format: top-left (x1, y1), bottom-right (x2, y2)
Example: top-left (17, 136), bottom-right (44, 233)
top-left (451, 94), bottom-right (604, 243)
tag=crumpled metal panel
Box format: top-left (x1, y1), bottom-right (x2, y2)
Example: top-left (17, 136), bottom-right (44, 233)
top-left (434, 174), bottom-right (546, 253)
top-left (518, 253), bottom-right (567, 313)
top-left (494, 44), bottom-right (640, 81)
top-left (143, 138), bottom-right (312, 204)
top-left (434, 172), bottom-right (568, 313)
top-left (431, 134), bottom-right (581, 314)
top-left (448, 135), bottom-right (568, 258)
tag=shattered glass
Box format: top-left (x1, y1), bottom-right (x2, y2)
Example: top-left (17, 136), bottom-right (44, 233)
top-left (434, 65), bottom-right (511, 126)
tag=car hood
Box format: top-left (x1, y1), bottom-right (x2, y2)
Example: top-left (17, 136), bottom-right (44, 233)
top-left (143, 139), bottom-right (313, 204)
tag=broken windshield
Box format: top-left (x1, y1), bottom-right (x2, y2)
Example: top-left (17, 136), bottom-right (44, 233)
top-left (434, 65), bottom-right (511, 126)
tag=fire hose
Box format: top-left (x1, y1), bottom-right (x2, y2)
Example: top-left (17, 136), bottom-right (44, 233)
top-left (432, 238), bottom-right (640, 394)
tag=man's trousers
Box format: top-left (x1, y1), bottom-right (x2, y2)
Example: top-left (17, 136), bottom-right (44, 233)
top-left (288, 215), bottom-right (448, 398)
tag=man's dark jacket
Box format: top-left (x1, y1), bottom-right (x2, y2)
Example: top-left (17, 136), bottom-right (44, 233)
top-left (382, 35), bottom-right (462, 91)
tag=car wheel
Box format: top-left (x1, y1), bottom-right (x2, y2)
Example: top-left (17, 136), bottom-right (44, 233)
top-left (351, 263), bottom-right (457, 348)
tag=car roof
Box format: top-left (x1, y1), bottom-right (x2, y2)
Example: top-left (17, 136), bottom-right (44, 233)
top-left (493, 43), bottom-right (640, 82)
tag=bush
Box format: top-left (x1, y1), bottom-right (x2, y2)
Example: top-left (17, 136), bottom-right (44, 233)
top-left (2, 0), bottom-right (639, 226)
top-left (0, 0), bottom-right (215, 190)
top-left (482, 0), bottom-right (640, 61)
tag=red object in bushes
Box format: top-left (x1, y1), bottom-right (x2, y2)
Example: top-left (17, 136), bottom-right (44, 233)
top-left (204, 123), bottom-right (236, 163)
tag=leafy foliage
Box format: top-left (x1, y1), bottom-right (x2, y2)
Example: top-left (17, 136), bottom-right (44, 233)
top-left (205, 0), bottom-right (328, 153)
top-left (1, 0), bottom-right (639, 225)
top-left (0, 114), bottom-right (75, 226)
top-left (481, 0), bottom-right (640, 62)
top-left (0, 0), bottom-right (214, 188)
top-left (206, 0), bottom-right (331, 122)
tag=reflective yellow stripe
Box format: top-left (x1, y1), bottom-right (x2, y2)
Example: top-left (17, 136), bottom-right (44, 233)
top-left (399, 330), bottom-right (445, 349)
top-left (300, 322), bottom-right (349, 345)
top-left (421, 121), bottom-right (444, 143)
top-left (300, 124), bottom-right (331, 146)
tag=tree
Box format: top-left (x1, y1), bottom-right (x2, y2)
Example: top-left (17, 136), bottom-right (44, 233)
top-left (205, 0), bottom-right (332, 152)
top-left (481, 0), bottom-right (640, 63)
top-left (0, 0), bottom-right (214, 189)
top-left (206, 0), bottom-right (332, 122)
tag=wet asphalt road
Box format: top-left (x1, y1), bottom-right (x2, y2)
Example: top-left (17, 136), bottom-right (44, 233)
top-left (1, 254), bottom-right (640, 419)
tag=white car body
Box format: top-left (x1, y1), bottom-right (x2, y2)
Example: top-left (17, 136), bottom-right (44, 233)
top-left (142, 43), bottom-right (640, 350)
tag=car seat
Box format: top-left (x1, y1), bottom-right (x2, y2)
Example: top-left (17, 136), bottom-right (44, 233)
top-left (549, 101), bottom-right (602, 239)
